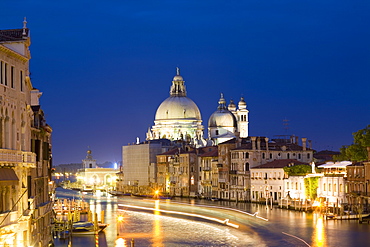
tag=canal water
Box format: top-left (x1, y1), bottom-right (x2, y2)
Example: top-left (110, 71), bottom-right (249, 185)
top-left (54, 188), bottom-right (369, 247)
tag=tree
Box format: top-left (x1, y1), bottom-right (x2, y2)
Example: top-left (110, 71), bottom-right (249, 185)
top-left (283, 164), bottom-right (312, 176)
top-left (335, 125), bottom-right (370, 162)
top-left (304, 177), bottom-right (319, 200)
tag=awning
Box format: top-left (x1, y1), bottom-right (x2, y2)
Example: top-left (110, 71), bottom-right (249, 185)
top-left (0, 168), bottom-right (19, 186)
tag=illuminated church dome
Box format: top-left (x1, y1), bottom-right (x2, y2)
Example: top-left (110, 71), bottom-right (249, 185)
top-left (208, 93), bottom-right (237, 145)
top-left (147, 68), bottom-right (204, 143)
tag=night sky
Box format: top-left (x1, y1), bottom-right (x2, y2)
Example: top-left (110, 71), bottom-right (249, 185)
top-left (2, 1), bottom-right (369, 165)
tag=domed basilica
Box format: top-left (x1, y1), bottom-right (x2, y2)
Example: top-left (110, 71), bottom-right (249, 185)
top-left (146, 68), bottom-right (249, 146)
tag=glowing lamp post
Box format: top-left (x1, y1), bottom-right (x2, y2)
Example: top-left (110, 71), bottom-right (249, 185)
top-left (154, 190), bottom-right (160, 199)
top-left (117, 215), bottom-right (124, 236)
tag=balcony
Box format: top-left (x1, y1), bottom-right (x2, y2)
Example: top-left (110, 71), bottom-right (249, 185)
top-left (229, 170), bottom-right (237, 175)
top-left (0, 149), bottom-right (36, 167)
top-left (217, 164), bottom-right (223, 168)
top-left (203, 167), bottom-right (212, 171)
top-left (0, 211), bottom-right (18, 228)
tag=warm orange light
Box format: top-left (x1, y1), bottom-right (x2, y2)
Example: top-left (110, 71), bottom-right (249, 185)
top-left (117, 215), bottom-right (124, 222)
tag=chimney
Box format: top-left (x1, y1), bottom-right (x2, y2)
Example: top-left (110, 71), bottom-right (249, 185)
top-left (302, 138), bottom-right (307, 151)
top-left (295, 136), bottom-right (299, 144)
top-left (251, 136), bottom-right (257, 150)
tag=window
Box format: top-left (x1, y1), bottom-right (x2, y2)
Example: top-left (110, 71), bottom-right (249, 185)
top-left (20, 70), bottom-right (24, 91)
top-left (270, 153), bottom-right (272, 159)
top-left (298, 153), bottom-right (301, 159)
top-left (323, 183), bottom-right (326, 191)
top-left (0, 61), bottom-right (3, 84)
top-left (215, 130), bottom-right (219, 136)
top-left (328, 183), bottom-right (331, 192)
top-left (245, 162), bottom-right (249, 171)
top-left (287, 182), bottom-right (289, 189)
top-left (340, 184), bottom-right (343, 192)
top-left (307, 153), bottom-right (310, 159)
top-left (11, 66), bottom-right (14, 88)
top-left (334, 184), bottom-right (337, 192)
top-left (262, 153), bottom-right (265, 159)
top-left (4, 63), bottom-right (8, 86)
top-left (287, 153), bottom-right (290, 159)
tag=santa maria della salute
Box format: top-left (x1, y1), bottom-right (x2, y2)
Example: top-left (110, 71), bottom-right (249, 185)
top-left (146, 67), bottom-right (249, 146)
top-left (120, 68), bottom-right (313, 200)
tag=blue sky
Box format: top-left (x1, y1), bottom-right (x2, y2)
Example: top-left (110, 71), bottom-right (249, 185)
top-left (2, 0), bottom-right (370, 165)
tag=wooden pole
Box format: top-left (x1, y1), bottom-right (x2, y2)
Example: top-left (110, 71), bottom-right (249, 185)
top-left (101, 210), bottom-right (105, 223)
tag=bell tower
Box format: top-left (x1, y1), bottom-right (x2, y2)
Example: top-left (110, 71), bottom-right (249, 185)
top-left (82, 149), bottom-right (97, 169)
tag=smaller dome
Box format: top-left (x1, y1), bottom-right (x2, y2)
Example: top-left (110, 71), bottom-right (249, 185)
top-left (228, 99), bottom-right (236, 112)
top-left (208, 110), bottom-right (237, 128)
top-left (238, 97), bottom-right (247, 109)
top-left (209, 94), bottom-right (237, 128)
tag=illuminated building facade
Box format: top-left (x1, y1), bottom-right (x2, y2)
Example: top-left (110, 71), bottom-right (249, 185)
top-left (76, 150), bottom-right (118, 191)
top-left (120, 139), bottom-right (172, 194)
top-left (198, 148), bottom-right (219, 198)
top-left (316, 161), bottom-right (351, 207)
top-left (222, 136), bottom-right (313, 201)
top-left (250, 160), bottom-right (312, 204)
top-left (0, 20), bottom-right (53, 247)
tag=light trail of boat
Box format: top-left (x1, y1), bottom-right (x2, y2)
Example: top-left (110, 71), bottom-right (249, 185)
top-left (143, 199), bottom-right (269, 222)
top-left (282, 232), bottom-right (311, 247)
top-left (117, 204), bottom-right (240, 228)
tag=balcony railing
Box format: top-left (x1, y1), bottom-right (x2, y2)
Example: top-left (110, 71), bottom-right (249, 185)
top-left (0, 211), bottom-right (18, 227)
top-left (229, 170), bottom-right (237, 174)
top-left (0, 149), bottom-right (36, 166)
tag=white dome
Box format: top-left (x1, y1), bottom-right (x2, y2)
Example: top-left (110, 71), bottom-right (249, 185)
top-left (208, 109), bottom-right (237, 128)
top-left (155, 96), bottom-right (202, 120)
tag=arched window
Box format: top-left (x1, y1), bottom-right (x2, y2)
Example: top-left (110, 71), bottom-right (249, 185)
top-left (245, 163), bottom-right (249, 171)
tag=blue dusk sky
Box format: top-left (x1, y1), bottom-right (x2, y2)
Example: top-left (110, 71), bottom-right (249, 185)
top-left (1, 0), bottom-right (369, 165)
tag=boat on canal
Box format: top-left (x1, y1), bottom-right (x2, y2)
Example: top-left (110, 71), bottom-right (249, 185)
top-left (72, 221), bottom-right (109, 235)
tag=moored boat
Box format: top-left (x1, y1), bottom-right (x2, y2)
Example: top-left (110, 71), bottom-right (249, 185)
top-left (72, 221), bottom-right (108, 235)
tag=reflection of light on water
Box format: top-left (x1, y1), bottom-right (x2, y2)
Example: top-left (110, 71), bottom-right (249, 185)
top-left (115, 237), bottom-right (127, 247)
top-left (153, 200), bottom-right (163, 246)
top-left (312, 215), bottom-right (326, 247)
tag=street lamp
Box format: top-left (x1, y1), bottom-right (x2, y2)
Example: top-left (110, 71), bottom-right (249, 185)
top-left (154, 190), bottom-right (160, 199)
top-left (117, 215), bottom-right (124, 236)
top-left (265, 186), bottom-right (269, 209)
